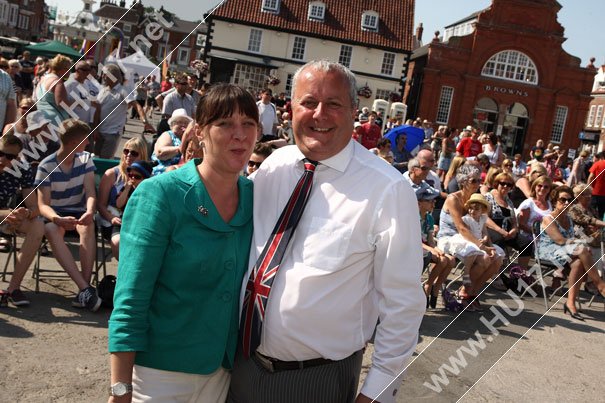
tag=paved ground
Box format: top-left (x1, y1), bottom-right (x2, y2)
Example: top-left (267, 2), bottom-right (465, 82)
top-left (1, 116), bottom-right (604, 401)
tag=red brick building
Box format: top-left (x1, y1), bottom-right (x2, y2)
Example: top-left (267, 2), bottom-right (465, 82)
top-left (404, 0), bottom-right (596, 157)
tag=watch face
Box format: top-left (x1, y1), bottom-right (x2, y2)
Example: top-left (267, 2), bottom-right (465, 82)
top-left (111, 383), bottom-right (131, 396)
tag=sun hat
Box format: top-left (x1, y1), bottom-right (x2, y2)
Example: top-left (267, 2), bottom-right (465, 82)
top-left (464, 125), bottom-right (473, 132)
top-left (26, 111), bottom-right (51, 133)
top-left (126, 161), bottom-right (153, 178)
top-left (168, 108), bottom-right (193, 126)
top-left (464, 193), bottom-right (490, 210)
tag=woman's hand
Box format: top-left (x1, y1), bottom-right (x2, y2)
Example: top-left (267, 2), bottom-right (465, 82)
top-left (111, 216), bottom-right (122, 226)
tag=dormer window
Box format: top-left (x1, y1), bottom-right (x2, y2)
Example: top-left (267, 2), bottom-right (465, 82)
top-left (262, 0), bottom-right (280, 13)
top-left (361, 10), bottom-right (379, 32)
top-left (308, 1), bottom-right (325, 21)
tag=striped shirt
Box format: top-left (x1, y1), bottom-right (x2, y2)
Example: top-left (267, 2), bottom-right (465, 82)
top-left (34, 152), bottom-right (95, 215)
top-left (0, 69), bottom-right (16, 129)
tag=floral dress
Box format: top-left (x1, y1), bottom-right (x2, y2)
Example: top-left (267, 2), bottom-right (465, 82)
top-left (538, 214), bottom-right (585, 266)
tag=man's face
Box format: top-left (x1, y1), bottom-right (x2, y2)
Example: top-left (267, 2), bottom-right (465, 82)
top-left (261, 91), bottom-right (272, 103)
top-left (368, 114), bottom-right (376, 123)
top-left (175, 79), bottom-right (188, 95)
top-left (471, 131), bottom-right (479, 140)
top-left (418, 151), bottom-right (435, 168)
top-left (188, 76), bottom-right (197, 90)
top-left (397, 134), bottom-right (407, 150)
top-left (411, 165), bottom-right (430, 182)
top-left (292, 68), bottom-right (355, 161)
top-left (75, 64), bottom-right (91, 81)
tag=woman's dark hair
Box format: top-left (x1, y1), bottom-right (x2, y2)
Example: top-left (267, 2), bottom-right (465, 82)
top-left (195, 83), bottom-right (259, 127)
top-left (488, 132), bottom-right (498, 145)
top-left (550, 185), bottom-right (573, 204)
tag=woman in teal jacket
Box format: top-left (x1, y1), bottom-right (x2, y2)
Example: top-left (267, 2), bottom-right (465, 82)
top-left (108, 84), bottom-right (259, 402)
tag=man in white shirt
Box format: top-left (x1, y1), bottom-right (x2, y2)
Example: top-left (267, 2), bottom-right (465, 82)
top-left (64, 61), bottom-right (99, 125)
top-left (257, 88), bottom-right (279, 142)
top-left (229, 61), bottom-right (425, 403)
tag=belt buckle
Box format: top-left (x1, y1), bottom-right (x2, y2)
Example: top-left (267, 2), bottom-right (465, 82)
top-left (254, 351), bottom-right (275, 373)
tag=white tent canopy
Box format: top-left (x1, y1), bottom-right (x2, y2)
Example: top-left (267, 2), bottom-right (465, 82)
top-left (104, 52), bottom-right (161, 83)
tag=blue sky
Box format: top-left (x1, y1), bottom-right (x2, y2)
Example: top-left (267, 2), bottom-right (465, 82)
top-left (52, 0), bottom-right (601, 66)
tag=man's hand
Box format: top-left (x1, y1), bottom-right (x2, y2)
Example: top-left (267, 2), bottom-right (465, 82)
top-left (78, 211), bottom-right (94, 226)
top-left (111, 216), bottom-right (122, 226)
top-left (54, 216), bottom-right (78, 231)
top-left (5, 207), bottom-right (28, 226)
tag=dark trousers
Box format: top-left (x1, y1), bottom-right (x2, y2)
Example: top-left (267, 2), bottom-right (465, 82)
top-left (591, 195), bottom-right (605, 221)
top-left (227, 349), bottom-right (363, 403)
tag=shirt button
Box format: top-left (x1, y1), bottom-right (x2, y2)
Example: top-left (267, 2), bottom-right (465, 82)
top-left (222, 293), bottom-right (231, 302)
top-left (224, 261), bottom-right (234, 270)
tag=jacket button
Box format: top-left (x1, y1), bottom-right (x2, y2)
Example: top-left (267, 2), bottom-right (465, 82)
top-left (225, 261), bottom-right (234, 270)
top-left (222, 293), bottom-right (231, 302)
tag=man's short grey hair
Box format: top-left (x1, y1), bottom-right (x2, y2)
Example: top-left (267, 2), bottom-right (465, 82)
top-left (456, 164), bottom-right (481, 184)
top-left (408, 158), bottom-right (420, 170)
top-left (292, 60), bottom-right (357, 108)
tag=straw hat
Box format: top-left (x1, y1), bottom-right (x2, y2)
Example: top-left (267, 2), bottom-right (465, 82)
top-left (464, 193), bottom-right (490, 210)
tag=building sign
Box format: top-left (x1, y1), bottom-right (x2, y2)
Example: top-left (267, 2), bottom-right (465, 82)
top-left (484, 85), bottom-right (529, 97)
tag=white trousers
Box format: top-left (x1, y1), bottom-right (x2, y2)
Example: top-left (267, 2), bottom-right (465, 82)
top-left (132, 365), bottom-right (230, 403)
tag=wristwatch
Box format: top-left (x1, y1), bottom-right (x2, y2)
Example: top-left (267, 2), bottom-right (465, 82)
top-left (109, 382), bottom-right (133, 397)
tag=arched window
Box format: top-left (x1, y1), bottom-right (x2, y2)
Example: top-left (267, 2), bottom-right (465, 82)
top-left (481, 50), bottom-right (538, 85)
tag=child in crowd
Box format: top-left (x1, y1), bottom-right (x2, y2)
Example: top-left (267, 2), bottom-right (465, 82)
top-left (417, 185), bottom-right (456, 309)
top-left (35, 118), bottom-right (101, 312)
top-left (370, 137), bottom-right (394, 164)
top-left (115, 161), bottom-right (153, 211)
top-left (246, 142), bottom-right (272, 176)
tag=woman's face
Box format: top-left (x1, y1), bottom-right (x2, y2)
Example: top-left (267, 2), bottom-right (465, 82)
top-left (502, 161), bottom-right (513, 172)
top-left (496, 178), bottom-right (515, 194)
top-left (171, 118), bottom-right (191, 136)
top-left (200, 112), bottom-right (258, 175)
top-left (555, 192), bottom-right (573, 212)
top-left (122, 146), bottom-right (141, 167)
top-left (463, 174), bottom-right (481, 192)
top-left (577, 192), bottom-right (591, 207)
top-left (534, 182), bottom-right (551, 200)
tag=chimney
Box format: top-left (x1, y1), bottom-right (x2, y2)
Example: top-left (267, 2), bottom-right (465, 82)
top-left (415, 23), bottom-right (423, 42)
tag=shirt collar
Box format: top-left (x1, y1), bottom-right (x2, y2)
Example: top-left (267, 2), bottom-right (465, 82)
top-left (293, 140), bottom-right (354, 173)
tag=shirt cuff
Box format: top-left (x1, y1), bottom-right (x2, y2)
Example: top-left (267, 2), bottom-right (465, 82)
top-left (360, 366), bottom-right (403, 403)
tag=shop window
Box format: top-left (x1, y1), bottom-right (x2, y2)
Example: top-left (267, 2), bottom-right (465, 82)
top-left (232, 64), bottom-right (270, 94)
top-left (436, 86), bottom-right (454, 124)
top-left (481, 50), bottom-right (538, 85)
top-left (550, 106), bottom-right (568, 143)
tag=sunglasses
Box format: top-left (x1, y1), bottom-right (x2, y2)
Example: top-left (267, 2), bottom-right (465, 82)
top-left (123, 148), bottom-right (140, 158)
top-left (499, 182), bottom-right (514, 188)
top-left (248, 160), bottom-right (262, 169)
top-left (0, 150), bottom-right (19, 160)
top-left (128, 173), bottom-right (144, 180)
top-left (558, 197), bottom-right (573, 204)
top-left (504, 164), bottom-right (513, 167)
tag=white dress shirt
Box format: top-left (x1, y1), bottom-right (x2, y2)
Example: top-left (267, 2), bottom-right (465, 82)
top-left (246, 140), bottom-right (426, 401)
top-left (97, 83), bottom-right (135, 134)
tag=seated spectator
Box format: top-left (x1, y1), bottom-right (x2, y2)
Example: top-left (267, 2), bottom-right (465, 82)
top-left (0, 133), bottom-right (44, 307)
top-left (165, 122), bottom-right (205, 172)
top-left (480, 166), bottom-right (502, 195)
top-left (152, 108), bottom-right (192, 175)
top-left (539, 185), bottom-right (605, 320)
top-left (417, 186), bottom-right (455, 309)
top-left (115, 161), bottom-right (153, 212)
top-left (511, 154), bottom-right (526, 180)
top-left (501, 158), bottom-right (514, 176)
top-left (276, 112), bottom-right (293, 144)
top-left (246, 142), bottom-right (272, 176)
top-left (512, 162), bottom-right (547, 206)
top-left (485, 172), bottom-right (532, 269)
top-left (370, 137), bottom-right (394, 164)
top-left (35, 118), bottom-right (101, 312)
top-left (517, 175), bottom-right (552, 239)
top-left (3, 97), bottom-right (33, 134)
top-left (568, 183), bottom-right (605, 247)
top-left (17, 110), bottom-right (60, 172)
top-left (443, 155), bottom-right (466, 193)
top-left (97, 137), bottom-right (148, 259)
top-left (437, 165), bottom-right (502, 311)
top-left (392, 132), bottom-right (413, 173)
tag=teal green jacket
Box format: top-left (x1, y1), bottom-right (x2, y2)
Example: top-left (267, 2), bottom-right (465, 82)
top-left (108, 159), bottom-right (253, 374)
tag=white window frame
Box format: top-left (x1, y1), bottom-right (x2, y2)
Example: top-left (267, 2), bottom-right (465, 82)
top-left (361, 11), bottom-right (379, 31)
top-left (380, 52), bottom-right (395, 76)
top-left (375, 89), bottom-right (390, 101)
top-left (248, 28), bottom-right (262, 53)
top-left (0, 2), bottom-right (6, 23)
top-left (436, 86), bottom-right (454, 125)
top-left (196, 33), bottom-right (206, 48)
top-left (338, 45), bottom-right (352, 68)
top-left (481, 50), bottom-right (538, 85)
top-left (551, 106), bottom-right (568, 143)
top-left (291, 36), bottom-right (306, 61)
top-left (262, 0), bottom-right (280, 13)
top-left (308, 1), bottom-right (325, 21)
top-left (587, 105), bottom-right (597, 127)
top-left (177, 48), bottom-right (190, 66)
top-left (596, 105), bottom-right (604, 129)
top-left (8, 4), bottom-right (18, 26)
top-left (285, 73), bottom-right (293, 96)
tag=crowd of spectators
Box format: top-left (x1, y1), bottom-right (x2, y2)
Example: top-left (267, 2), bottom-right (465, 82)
top-left (1, 52), bottom-right (605, 321)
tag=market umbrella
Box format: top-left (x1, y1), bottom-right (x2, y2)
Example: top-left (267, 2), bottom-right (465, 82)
top-left (385, 125), bottom-right (425, 153)
top-left (25, 40), bottom-right (83, 60)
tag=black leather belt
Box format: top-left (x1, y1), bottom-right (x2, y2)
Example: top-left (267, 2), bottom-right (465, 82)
top-left (254, 351), bottom-right (335, 373)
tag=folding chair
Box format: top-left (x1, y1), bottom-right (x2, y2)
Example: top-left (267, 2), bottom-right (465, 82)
top-left (1, 233), bottom-right (18, 281)
top-left (519, 220), bottom-right (567, 308)
top-left (587, 228), bottom-right (605, 309)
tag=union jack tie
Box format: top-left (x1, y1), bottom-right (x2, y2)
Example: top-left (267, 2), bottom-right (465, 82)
top-left (241, 159), bottom-right (318, 358)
